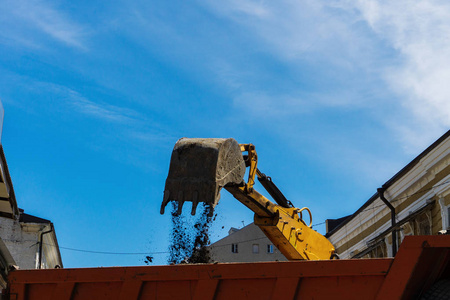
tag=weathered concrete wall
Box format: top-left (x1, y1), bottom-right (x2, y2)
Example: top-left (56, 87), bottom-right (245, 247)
top-left (0, 218), bottom-right (61, 269)
top-left (0, 218), bottom-right (44, 269)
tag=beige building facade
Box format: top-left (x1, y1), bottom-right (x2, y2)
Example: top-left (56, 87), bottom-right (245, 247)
top-left (209, 223), bottom-right (287, 262)
top-left (326, 130), bottom-right (450, 259)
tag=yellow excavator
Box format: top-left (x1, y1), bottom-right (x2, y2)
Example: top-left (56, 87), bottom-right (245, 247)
top-left (160, 138), bottom-right (336, 260)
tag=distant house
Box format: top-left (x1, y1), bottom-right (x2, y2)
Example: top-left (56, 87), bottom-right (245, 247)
top-left (209, 223), bottom-right (287, 262)
top-left (326, 130), bottom-right (450, 259)
top-left (0, 145), bottom-right (62, 271)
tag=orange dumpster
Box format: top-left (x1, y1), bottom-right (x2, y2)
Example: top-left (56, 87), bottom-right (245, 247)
top-left (4, 235), bottom-right (450, 300)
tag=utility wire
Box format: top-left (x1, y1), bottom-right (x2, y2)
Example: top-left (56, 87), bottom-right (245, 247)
top-left (57, 245), bottom-right (167, 256)
top-left (31, 241), bottom-right (169, 256)
top-left (313, 179), bottom-right (450, 226)
top-left (355, 179), bottom-right (450, 213)
top-left (311, 221), bottom-right (326, 228)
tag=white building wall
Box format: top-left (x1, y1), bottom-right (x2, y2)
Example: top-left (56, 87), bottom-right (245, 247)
top-left (0, 217), bottom-right (61, 269)
top-left (0, 218), bottom-right (45, 269)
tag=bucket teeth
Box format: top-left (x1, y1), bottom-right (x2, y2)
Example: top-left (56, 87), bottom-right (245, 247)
top-left (191, 191), bottom-right (199, 215)
top-left (160, 190), bottom-right (171, 215)
top-left (177, 199), bottom-right (184, 215)
top-left (161, 138), bottom-right (245, 216)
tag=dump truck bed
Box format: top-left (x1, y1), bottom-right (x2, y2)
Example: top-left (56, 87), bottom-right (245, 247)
top-left (5, 236), bottom-right (450, 300)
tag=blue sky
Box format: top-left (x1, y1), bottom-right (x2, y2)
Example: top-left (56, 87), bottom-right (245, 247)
top-left (1, 0), bottom-right (449, 267)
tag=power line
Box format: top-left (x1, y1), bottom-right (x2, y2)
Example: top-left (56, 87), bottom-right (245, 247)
top-left (57, 245), bottom-right (168, 255)
top-left (3, 240), bottom-right (165, 256)
top-left (358, 179), bottom-right (450, 213)
top-left (40, 242), bottom-right (169, 256)
top-left (312, 179), bottom-right (450, 226)
top-left (311, 221), bottom-right (326, 228)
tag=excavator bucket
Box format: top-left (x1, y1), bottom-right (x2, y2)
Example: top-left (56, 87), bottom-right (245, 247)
top-left (161, 138), bottom-right (246, 216)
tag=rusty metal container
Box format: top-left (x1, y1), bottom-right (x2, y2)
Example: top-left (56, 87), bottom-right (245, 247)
top-left (4, 236), bottom-right (450, 300)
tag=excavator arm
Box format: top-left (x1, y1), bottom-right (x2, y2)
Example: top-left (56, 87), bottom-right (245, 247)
top-left (161, 138), bottom-right (336, 260)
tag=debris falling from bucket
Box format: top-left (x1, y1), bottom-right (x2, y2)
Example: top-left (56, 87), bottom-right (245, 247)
top-left (168, 202), bottom-right (214, 264)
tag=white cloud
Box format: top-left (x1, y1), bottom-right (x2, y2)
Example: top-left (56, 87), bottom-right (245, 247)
top-left (203, 0), bottom-right (375, 65)
top-left (232, 89), bottom-right (368, 119)
top-left (1, 0), bottom-right (86, 49)
top-left (201, 0), bottom-right (449, 150)
top-left (47, 85), bottom-right (141, 124)
top-left (233, 92), bottom-right (307, 117)
top-left (349, 0), bottom-right (450, 149)
top-left (209, 0), bottom-right (270, 18)
top-left (5, 77), bottom-right (141, 124)
top-left (200, 0), bottom-right (384, 109)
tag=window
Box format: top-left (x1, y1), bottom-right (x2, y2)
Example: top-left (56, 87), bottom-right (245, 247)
top-left (400, 222), bottom-right (414, 243)
top-left (416, 212), bottom-right (431, 235)
top-left (252, 244), bottom-right (259, 254)
top-left (231, 244), bottom-right (238, 253)
top-left (267, 244), bottom-right (274, 253)
top-left (369, 242), bottom-right (386, 258)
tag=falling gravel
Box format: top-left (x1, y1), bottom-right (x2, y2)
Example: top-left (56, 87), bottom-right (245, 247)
top-left (168, 202), bottom-right (214, 264)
